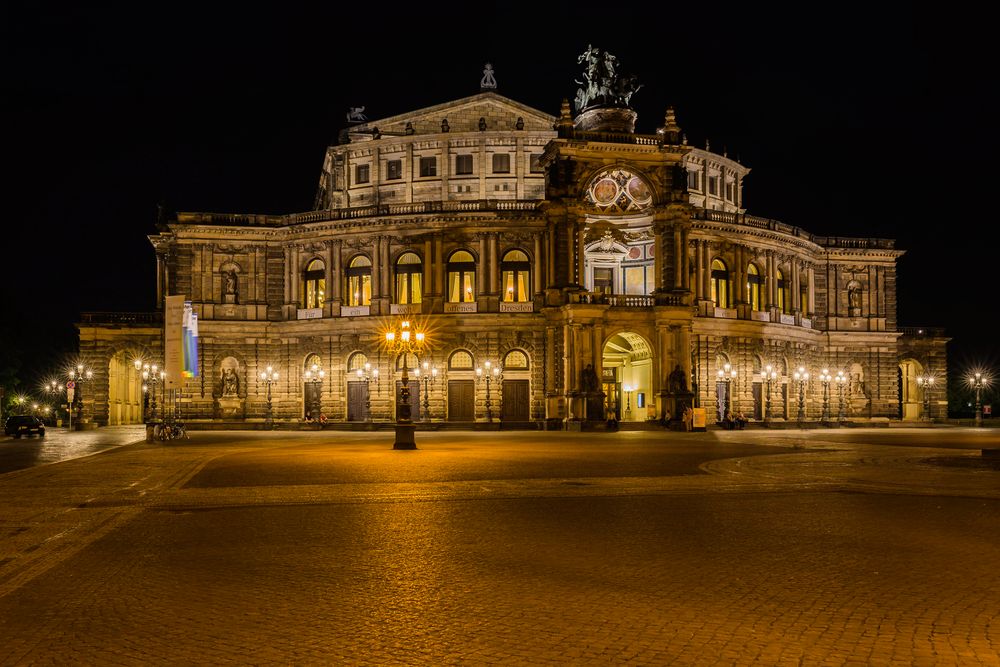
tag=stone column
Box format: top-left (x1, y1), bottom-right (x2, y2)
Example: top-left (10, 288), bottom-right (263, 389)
top-left (653, 225), bottom-right (665, 293)
top-left (702, 242), bottom-right (711, 301)
top-left (765, 251), bottom-right (775, 310)
top-left (489, 233), bottom-right (498, 294)
top-left (477, 234), bottom-right (487, 294)
top-left (434, 234), bottom-right (444, 298)
top-left (381, 237), bottom-right (391, 300)
top-left (576, 223), bottom-right (586, 289)
top-left (156, 253), bottom-right (164, 307)
top-left (681, 228), bottom-right (691, 291)
top-left (283, 245), bottom-right (292, 304)
top-left (423, 237), bottom-right (432, 298)
top-left (807, 264), bottom-right (815, 315)
top-left (791, 260), bottom-right (801, 313)
top-left (694, 240), bottom-right (704, 299)
top-left (673, 226), bottom-right (682, 289)
top-left (533, 233), bottom-right (543, 295)
top-left (370, 237), bottom-right (381, 301)
top-left (330, 241), bottom-right (341, 307)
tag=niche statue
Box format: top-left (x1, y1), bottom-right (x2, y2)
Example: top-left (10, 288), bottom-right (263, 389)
top-left (668, 364), bottom-right (688, 393)
top-left (222, 367), bottom-right (240, 397)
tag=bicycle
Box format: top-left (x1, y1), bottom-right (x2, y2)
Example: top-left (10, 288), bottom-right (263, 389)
top-left (154, 420), bottom-right (188, 441)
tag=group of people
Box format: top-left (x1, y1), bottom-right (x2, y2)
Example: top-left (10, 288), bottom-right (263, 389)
top-left (303, 412), bottom-right (328, 424)
top-left (722, 410), bottom-right (748, 430)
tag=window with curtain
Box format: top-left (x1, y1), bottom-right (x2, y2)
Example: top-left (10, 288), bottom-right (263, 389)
top-left (346, 255), bottom-right (372, 306)
top-left (447, 250), bottom-right (476, 302)
top-left (777, 269), bottom-right (790, 314)
top-left (711, 259), bottom-right (730, 308)
top-left (394, 252), bottom-right (422, 304)
top-left (746, 263), bottom-right (762, 311)
top-left (303, 259), bottom-right (326, 309)
top-left (501, 249), bottom-right (530, 302)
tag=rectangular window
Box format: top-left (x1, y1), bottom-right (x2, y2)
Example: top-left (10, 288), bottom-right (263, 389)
top-left (530, 154), bottom-right (543, 173)
top-left (492, 153), bottom-right (510, 173)
top-left (708, 176), bottom-right (719, 196)
top-left (355, 164), bottom-right (370, 184)
top-left (386, 160), bottom-right (402, 180)
top-left (725, 182), bottom-right (734, 201)
top-left (419, 156), bottom-right (437, 177)
top-left (625, 267), bottom-right (645, 295)
top-left (455, 154), bottom-right (473, 175)
top-left (687, 170), bottom-right (700, 190)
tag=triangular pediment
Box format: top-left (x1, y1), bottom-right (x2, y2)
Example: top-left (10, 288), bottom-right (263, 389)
top-left (350, 92), bottom-right (556, 136)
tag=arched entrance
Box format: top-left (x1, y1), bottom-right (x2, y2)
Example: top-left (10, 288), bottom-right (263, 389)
top-left (899, 359), bottom-right (924, 420)
top-left (602, 332), bottom-right (653, 422)
top-left (107, 351), bottom-right (143, 425)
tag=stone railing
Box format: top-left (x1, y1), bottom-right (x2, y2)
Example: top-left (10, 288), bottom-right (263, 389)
top-left (898, 326), bottom-right (947, 337)
top-left (177, 200), bottom-right (545, 228)
top-left (571, 292), bottom-right (685, 307)
top-left (79, 312), bottom-right (163, 326)
top-left (695, 209), bottom-right (895, 249)
top-left (606, 295), bottom-right (655, 308)
top-left (568, 129), bottom-right (663, 146)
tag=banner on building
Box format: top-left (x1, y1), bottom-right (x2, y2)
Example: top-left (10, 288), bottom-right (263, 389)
top-left (164, 295), bottom-right (185, 389)
top-left (182, 302), bottom-right (199, 379)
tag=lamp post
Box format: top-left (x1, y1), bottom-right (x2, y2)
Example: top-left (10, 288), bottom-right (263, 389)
top-left (916, 373), bottom-right (935, 421)
top-left (416, 361), bottom-right (438, 421)
top-left (303, 363), bottom-right (325, 420)
top-left (835, 370), bottom-right (847, 422)
top-left (46, 380), bottom-right (61, 425)
top-left (623, 384), bottom-right (634, 420)
top-left (260, 366), bottom-right (279, 429)
top-left (67, 363), bottom-right (94, 429)
top-left (818, 369), bottom-right (832, 423)
top-left (384, 320), bottom-right (426, 449)
top-left (792, 366), bottom-right (810, 424)
top-left (763, 364), bottom-right (779, 422)
top-left (354, 362), bottom-right (379, 421)
top-left (140, 363), bottom-right (164, 422)
top-left (475, 360), bottom-right (502, 422)
top-left (716, 363), bottom-right (737, 421)
top-left (968, 372), bottom-right (987, 427)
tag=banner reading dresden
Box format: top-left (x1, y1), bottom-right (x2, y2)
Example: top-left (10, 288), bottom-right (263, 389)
top-left (164, 295), bottom-right (185, 389)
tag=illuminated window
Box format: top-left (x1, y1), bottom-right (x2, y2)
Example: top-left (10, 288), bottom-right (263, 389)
top-left (777, 269), bottom-right (790, 314)
top-left (394, 252), bottom-right (422, 305)
top-left (395, 353), bottom-right (419, 371)
top-left (711, 259), bottom-right (730, 308)
top-left (386, 160), bottom-right (402, 180)
top-left (355, 164), bottom-right (370, 184)
top-left (800, 282), bottom-right (809, 314)
top-left (449, 350), bottom-right (474, 370)
top-left (304, 354), bottom-right (322, 372)
top-left (501, 249), bottom-right (530, 302)
top-left (346, 255), bottom-right (372, 306)
top-left (447, 250), bottom-right (476, 302)
top-left (419, 156), bottom-right (436, 177)
top-left (593, 267), bottom-right (613, 295)
top-left (347, 352), bottom-right (368, 371)
top-left (455, 154), bottom-right (473, 175)
top-left (492, 153), bottom-right (510, 173)
top-left (746, 263), bottom-right (762, 311)
top-left (303, 259), bottom-right (326, 309)
top-left (504, 350), bottom-right (528, 369)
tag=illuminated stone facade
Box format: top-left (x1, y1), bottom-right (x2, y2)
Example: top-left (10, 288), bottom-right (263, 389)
top-left (77, 89), bottom-right (947, 427)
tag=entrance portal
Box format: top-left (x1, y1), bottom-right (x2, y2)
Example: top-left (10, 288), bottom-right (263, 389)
top-left (899, 359), bottom-right (925, 420)
top-left (602, 332), bottom-right (653, 422)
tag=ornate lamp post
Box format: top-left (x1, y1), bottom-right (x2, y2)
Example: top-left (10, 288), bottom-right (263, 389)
top-left (384, 320), bottom-right (426, 449)
top-left (260, 366), bottom-right (279, 429)
top-left (354, 362), bottom-right (379, 421)
top-left (415, 361), bottom-right (438, 421)
top-left (140, 362), bottom-right (164, 422)
top-left (46, 380), bottom-right (61, 425)
top-left (623, 384), bottom-right (634, 420)
top-left (792, 366), bottom-right (810, 424)
top-left (762, 364), bottom-right (779, 422)
top-left (303, 363), bottom-right (325, 419)
top-left (818, 369), bottom-right (832, 423)
top-left (67, 363), bottom-right (94, 428)
top-left (716, 363), bottom-right (737, 420)
top-left (835, 370), bottom-right (847, 422)
top-left (916, 373), bottom-right (935, 421)
top-left (475, 360), bottom-right (502, 422)
top-left (968, 372), bottom-right (988, 427)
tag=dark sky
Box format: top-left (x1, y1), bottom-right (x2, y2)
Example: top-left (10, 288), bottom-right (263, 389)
top-left (4, 2), bottom-right (996, 384)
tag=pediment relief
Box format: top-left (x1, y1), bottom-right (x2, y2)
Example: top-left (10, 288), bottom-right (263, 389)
top-left (351, 93), bottom-right (555, 137)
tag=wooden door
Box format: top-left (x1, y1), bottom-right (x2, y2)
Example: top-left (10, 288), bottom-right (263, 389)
top-left (347, 381), bottom-right (369, 422)
top-left (448, 380), bottom-right (475, 421)
top-left (395, 380), bottom-right (421, 421)
top-left (304, 383), bottom-right (322, 419)
top-left (502, 379), bottom-right (530, 421)
top-left (752, 382), bottom-right (762, 421)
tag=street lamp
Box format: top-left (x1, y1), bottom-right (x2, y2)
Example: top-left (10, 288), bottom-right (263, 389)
top-left (67, 363), bottom-right (94, 428)
top-left (762, 364), bottom-right (779, 422)
top-left (416, 361), bottom-right (438, 421)
top-left (355, 362), bottom-right (379, 421)
top-left (623, 384), bottom-right (634, 419)
top-left (475, 360), bottom-right (503, 423)
top-left (967, 372), bottom-right (989, 427)
top-left (792, 366), bottom-right (810, 424)
top-left (303, 363), bottom-right (325, 420)
top-left (835, 370), bottom-right (847, 422)
top-left (818, 368), bottom-right (832, 423)
top-left (916, 373), bottom-right (935, 421)
top-left (384, 320), bottom-right (427, 449)
top-left (46, 380), bottom-right (61, 425)
top-left (716, 363), bottom-right (737, 420)
top-left (260, 365), bottom-right (279, 429)
top-left (140, 363), bottom-right (165, 422)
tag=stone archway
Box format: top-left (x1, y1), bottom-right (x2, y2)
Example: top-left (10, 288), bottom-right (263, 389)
top-left (107, 351), bottom-right (143, 425)
top-left (899, 358), bottom-right (924, 420)
top-left (602, 332), bottom-right (653, 422)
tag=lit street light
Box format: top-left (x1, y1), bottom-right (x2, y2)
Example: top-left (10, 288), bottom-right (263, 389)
top-left (384, 320), bottom-right (426, 449)
top-left (260, 366), bottom-right (279, 429)
top-left (716, 362), bottom-right (737, 422)
top-left (623, 384), bottom-right (634, 420)
top-left (967, 372), bottom-right (989, 427)
top-left (416, 361), bottom-right (438, 421)
top-left (476, 360), bottom-right (502, 423)
top-left (762, 364), bottom-right (779, 423)
top-left (355, 363), bottom-right (379, 422)
top-left (792, 366), bottom-right (810, 424)
top-left (835, 370), bottom-right (848, 422)
top-left (139, 362), bottom-right (165, 422)
top-left (916, 373), bottom-right (935, 421)
top-left (303, 363), bottom-right (325, 420)
top-left (67, 363), bottom-right (94, 429)
top-left (818, 369), bottom-right (832, 423)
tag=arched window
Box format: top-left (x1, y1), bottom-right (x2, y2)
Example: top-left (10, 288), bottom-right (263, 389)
top-left (395, 352), bottom-right (419, 371)
top-left (800, 280), bottom-right (809, 315)
top-left (394, 252), bottom-right (422, 305)
top-left (746, 263), bottom-right (762, 311)
top-left (303, 259), bottom-right (326, 309)
top-left (449, 350), bottom-right (474, 370)
top-left (777, 269), bottom-right (790, 314)
top-left (347, 352), bottom-right (368, 371)
top-left (346, 256), bottom-right (372, 306)
top-left (710, 259), bottom-right (730, 308)
top-left (447, 250), bottom-right (476, 303)
top-left (501, 249), bottom-right (531, 302)
top-left (304, 353), bottom-right (322, 372)
top-left (504, 349), bottom-right (528, 369)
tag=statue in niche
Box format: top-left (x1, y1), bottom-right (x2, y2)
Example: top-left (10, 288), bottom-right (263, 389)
top-left (223, 270), bottom-right (239, 304)
top-left (222, 367), bottom-right (240, 397)
top-left (668, 364), bottom-right (688, 393)
top-left (580, 364), bottom-right (599, 393)
top-left (847, 282), bottom-right (862, 317)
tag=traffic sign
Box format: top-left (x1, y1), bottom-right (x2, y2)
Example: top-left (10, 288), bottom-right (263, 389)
top-left (66, 381), bottom-right (76, 389)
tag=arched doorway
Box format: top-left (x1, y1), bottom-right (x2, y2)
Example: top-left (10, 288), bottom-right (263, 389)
top-left (107, 351), bottom-right (143, 425)
top-left (602, 332), bottom-right (653, 422)
top-left (899, 359), bottom-right (924, 420)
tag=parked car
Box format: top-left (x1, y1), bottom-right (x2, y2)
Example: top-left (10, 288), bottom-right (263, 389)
top-left (4, 415), bottom-right (46, 438)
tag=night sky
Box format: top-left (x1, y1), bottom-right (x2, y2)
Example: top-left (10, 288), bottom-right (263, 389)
top-left (4, 2), bottom-right (996, 389)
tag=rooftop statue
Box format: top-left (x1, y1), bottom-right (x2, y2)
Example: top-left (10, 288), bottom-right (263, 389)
top-left (574, 45), bottom-right (643, 112)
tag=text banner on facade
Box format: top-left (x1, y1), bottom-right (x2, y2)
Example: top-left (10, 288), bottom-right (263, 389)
top-left (164, 295), bottom-right (185, 389)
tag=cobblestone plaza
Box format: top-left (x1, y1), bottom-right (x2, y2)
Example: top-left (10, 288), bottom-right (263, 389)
top-left (0, 428), bottom-right (997, 664)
